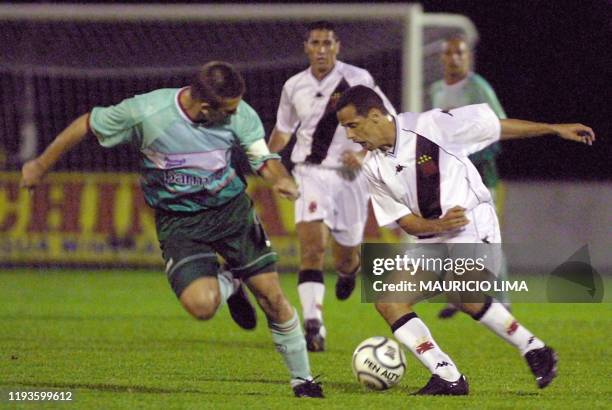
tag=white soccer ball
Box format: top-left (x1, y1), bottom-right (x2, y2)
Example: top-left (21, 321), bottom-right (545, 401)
top-left (352, 336), bottom-right (406, 390)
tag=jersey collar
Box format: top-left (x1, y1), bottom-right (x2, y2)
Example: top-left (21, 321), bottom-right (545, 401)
top-left (175, 87), bottom-right (198, 125)
top-left (308, 60), bottom-right (342, 84)
top-left (443, 72), bottom-right (473, 89)
top-left (384, 114), bottom-right (401, 158)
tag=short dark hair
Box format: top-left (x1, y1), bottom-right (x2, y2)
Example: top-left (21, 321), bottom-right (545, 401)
top-left (336, 85), bottom-right (388, 117)
top-left (190, 61), bottom-right (245, 108)
top-left (305, 20), bottom-right (338, 40)
top-left (442, 34), bottom-right (470, 51)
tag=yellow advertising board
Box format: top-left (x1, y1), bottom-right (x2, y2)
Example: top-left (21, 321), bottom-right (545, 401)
top-left (0, 172), bottom-right (402, 268)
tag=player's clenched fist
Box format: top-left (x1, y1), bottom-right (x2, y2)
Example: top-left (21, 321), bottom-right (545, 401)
top-left (437, 206), bottom-right (470, 233)
top-left (20, 159), bottom-right (47, 190)
top-left (273, 177), bottom-right (300, 201)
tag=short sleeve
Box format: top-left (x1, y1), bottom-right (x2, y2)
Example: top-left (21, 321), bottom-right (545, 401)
top-left (89, 98), bottom-right (139, 148)
top-left (232, 101), bottom-right (280, 171)
top-left (275, 83), bottom-right (299, 133)
top-left (428, 103), bottom-right (501, 156)
top-left (363, 162), bottom-right (412, 227)
top-left (232, 101), bottom-right (265, 147)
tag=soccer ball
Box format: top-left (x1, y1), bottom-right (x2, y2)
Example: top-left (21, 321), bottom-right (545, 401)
top-left (352, 336), bottom-right (406, 390)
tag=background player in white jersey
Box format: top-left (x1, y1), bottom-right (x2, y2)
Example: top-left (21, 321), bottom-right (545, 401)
top-left (336, 85), bottom-right (594, 395)
top-left (429, 35), bottom-right (510, 318)
top-left (20, 62), bottom-right (323, 398)
top-left (268, 21), bottom-right (394, 352)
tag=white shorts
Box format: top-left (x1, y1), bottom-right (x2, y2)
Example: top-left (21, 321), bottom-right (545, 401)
top-left (292, 163), bottom-right (370, 247)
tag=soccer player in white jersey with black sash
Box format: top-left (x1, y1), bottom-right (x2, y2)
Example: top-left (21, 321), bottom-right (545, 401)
top-left (268, 21), bottom-right (395, 352)
top-left (336, 85), bottom-right (595, 395)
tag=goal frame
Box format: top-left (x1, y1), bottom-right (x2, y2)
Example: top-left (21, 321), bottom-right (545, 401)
top-left (0, 2), bottom-right (478, 113)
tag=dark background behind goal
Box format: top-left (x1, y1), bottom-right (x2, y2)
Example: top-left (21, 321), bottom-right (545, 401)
top-left (1, 0), bottom-right (609, 180)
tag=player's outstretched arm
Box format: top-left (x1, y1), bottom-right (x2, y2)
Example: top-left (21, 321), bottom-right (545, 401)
top-left (500, 119), bottom-right (595, 145)
top-left (267, 127), bottom-right (293, 153)
top-left (258, 159), bottom-right (299, 201)
top-left (20, 113), bottom-right (91, 190)
top-left (397, 206), bottom-right (470, 236)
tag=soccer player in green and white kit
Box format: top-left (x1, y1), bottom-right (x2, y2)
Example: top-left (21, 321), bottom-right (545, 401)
top-left (429, 35), bottom-right (510, 318)
top-left (20, 61), bottom-right (323, 398)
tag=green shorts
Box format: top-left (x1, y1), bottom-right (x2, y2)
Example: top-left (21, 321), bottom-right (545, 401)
top-left (155, 192), bottom-right (278, 297)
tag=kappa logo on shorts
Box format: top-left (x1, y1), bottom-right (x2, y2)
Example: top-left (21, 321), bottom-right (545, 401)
top-left (308, 201), bottom-right (318, 213)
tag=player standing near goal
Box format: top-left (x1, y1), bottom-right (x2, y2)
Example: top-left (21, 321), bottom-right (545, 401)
top-left (20, 61), bottom-right (323, 398)
top-left (429, 35), bottom-right (511, 318)
top-left (268, 21), bottom-right (395, 352)
top-left (336, 85), bottom-right (595, 395)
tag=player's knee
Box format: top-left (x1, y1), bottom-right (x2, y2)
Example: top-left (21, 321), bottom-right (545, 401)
top-left (181, 291), bottom-right (221, 321)
top-left (301, 243), bottom-right (326, 265)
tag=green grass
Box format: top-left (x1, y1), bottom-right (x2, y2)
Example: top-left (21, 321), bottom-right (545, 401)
top-left (0, 270), bottom-right (610, 409)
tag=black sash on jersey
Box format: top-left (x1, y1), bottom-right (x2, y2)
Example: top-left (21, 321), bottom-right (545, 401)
top-left (305, 78), bottom-right (350, 164)
top-left (415, 134), bottom-right (442, 238)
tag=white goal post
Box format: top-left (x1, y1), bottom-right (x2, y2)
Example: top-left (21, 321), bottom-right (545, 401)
top-left (0, 2), bottom-right (477, 112)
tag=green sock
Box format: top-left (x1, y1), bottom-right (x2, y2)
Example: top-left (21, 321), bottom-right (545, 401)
top-left (268, 308), bottom-right (312, 384)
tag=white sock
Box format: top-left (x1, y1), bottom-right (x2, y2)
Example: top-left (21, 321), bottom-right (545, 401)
top-left (217, 271), bottom-right (237, 305)
top-left (298, 282), bottom-right (324, 322)
top-left (476, 299), bottom-right (545, 355)
top-left (392, 313), bottom-right (461, 382)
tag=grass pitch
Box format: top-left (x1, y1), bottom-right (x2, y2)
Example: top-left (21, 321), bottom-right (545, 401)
top-left (0, 270), bottom-right (610, 409)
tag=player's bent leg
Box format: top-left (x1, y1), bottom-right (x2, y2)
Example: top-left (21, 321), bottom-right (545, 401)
top-left (462, 296), bottom-right (557, 388)
top-left (179, 276), bottom-right (223, 321)
top-left (331, 240), bottom-right (360, 301)
top-left (163, 250), bottom-right (234, 322)
top-left (245, 271), bottom-right (323, 398)
top-left (171, 264), bottom-right (255, 328)
top-left (296, 221), bottom-right (329, 352)
top-left (375, 302), bottom-right (468, 395)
